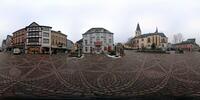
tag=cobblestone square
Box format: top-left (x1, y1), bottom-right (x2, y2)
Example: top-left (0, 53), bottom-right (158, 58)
top-left (0, 51), bottom-right (200, 98)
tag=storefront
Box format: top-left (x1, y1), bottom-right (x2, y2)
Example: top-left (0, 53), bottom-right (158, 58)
top-left (51, 47), bottom-right (67, 54)
top-left (94, 41), bottom-right (102, 53)
top-left (27, 47), bottom-right (40, 54)
top-left (13, 45), bottom-right (25, 53)
top-left (42, 47), bottom-right (50, 54)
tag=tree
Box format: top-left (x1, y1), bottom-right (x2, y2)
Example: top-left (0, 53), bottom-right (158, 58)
top-left (126, 37), bottom-right (133, 46)
top-left (173, 33), bottom-right (184, 44)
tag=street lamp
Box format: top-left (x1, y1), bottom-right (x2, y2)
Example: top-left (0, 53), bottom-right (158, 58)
top-left (78, 44), bottom-right (81, 57)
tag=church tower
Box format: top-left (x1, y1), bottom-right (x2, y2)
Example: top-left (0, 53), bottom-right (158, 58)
top-left (135, 23), bottom-right (141, 37)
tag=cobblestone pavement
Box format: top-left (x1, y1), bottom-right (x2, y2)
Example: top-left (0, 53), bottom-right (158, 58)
top-left (0, 51), bottom-right (200, 97)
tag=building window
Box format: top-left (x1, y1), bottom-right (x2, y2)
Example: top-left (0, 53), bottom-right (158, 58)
top-left (28, 27), bottom-right (40, 31)
top-left (28, 38), bottom-right (39, 43)
top-left (85, 47), bottom-right (88, 52)
top-left (90, 37), bottom-right (93, 44)
top-left (43, 32), bottom-right (49, 37)
top-left (162, 39), bottom-right (165, 43)
top-left (104, 47), bottom-right (107, 51)
top-left (148, 38), bottom-right (151, 43)
top-left (141, 38), bottom-right (144, 41)
top-left (28, 32), bottom-right (40, 37)
top-left (90, 47), bottom-right (93, 52)
top-left (84, 40), bottom-right (87, 45)
top-left (109, 39), bottom-right (112, 43)
top-left (104, 38), bottom-right (106, 44)
top-left (96, 33), bottom-right (100, 36)
top-left (42, 27), bottom-right (49, 31)
top-left (137, 40), bottom-right (139, 43)
top-left (43, 39), bottom-right (49, 44)
top-left (96, 35), bottom-right (100, 41)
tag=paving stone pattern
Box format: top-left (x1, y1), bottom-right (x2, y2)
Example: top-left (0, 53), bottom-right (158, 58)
top-left (0, 51), bottom-right (200, 97)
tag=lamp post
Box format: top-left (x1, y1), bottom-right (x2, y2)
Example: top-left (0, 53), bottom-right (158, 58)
top-left (78, 44), bottom-right (80, 57)
top-left (50, 46), bottom-right (52, 55)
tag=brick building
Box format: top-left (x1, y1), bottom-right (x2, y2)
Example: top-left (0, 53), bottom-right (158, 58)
top-left (175, 39), bottom-right (199, 51)
top-left (12, 28), bottom-right (27, 53)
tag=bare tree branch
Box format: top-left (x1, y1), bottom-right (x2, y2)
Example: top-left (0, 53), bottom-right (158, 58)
top-left (173, 33), bottom-right (184, 44)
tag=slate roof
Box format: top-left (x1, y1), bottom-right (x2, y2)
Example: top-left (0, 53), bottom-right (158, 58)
top-left (51, 30), bottom-right (67, 36)
top-left (83, 28), bottom-right (113, 35)
top-left (76, 38), bottom-right (83, 44)
top-left (175, 38), bottom-right (198, 46)
top-left (134, 32), bottom-right (167, 39)
top-left (12, 28), bottom-right (26, 34)
top-left (67, 39), bottom-right (74, 44)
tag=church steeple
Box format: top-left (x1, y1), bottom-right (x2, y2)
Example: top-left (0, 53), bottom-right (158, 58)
top-left (155, 27), bottom-right (158, 33)
top-left (135, 23), bottom-right (141, 37)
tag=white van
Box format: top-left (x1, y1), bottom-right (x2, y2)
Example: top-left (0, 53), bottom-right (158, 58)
top-left (13, 48), bottom-right (21, 55)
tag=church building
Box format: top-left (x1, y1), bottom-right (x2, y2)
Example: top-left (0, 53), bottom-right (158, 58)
top-left (131, 23), bottom-right (168, 49)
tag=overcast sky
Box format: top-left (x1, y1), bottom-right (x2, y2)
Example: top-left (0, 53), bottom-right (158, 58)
top-left (0, 0), bottom-right (200, 45)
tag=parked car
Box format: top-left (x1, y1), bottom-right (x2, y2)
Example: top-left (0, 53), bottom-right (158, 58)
top-left (13, 48), bottom-right (21, 55)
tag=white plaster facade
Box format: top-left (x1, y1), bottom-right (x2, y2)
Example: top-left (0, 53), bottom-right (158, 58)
top-left (82, 28), bottom-right (114, 54)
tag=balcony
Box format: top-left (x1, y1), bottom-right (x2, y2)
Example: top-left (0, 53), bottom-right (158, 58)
top-left (27, 28), bottom-right (42, 32)
top-left (27, 34), bottom-right (42, 38)
top-left (26, 42), bottom-right (42, 46)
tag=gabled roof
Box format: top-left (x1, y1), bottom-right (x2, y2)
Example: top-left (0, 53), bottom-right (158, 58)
top-left (26, 22), bottom-right (52, 28)
top-left (83, 28), bottom-right (113, 35)
top-left (28, 22), bottom-right (39, 27)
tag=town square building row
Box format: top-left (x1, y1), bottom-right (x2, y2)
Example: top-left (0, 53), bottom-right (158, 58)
top-left (1, 22), bottom-right (199, 54)
top-left (3, 22), bottom-right (68, 54)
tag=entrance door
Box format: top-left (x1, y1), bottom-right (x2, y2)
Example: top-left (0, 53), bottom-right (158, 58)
top-left (96, 46), bottom-right (101, 53)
